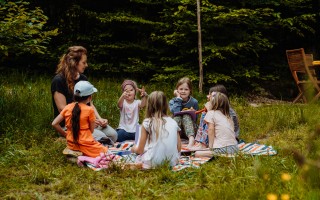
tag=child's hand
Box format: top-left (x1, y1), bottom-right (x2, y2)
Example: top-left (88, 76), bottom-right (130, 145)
top-left (95, 118), bottom-right (108, 128)
top-left (122, 91), bottom-right (129, 100)
top-left (131, 145), bottom-right (136, 153)
top-left (137, 86), bottom-right (148, 97)
top-left (174, 90), bottom-right (180, 98)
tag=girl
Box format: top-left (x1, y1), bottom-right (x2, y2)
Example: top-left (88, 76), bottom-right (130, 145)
top-left (192, 84), bottom-right (240, 150)
top-left (131, 91), bottom-right (181, 169)
top-left (116, 80), bottom-right (148, 142)
top-left (169, 77), bottom-right (199, 148)
top-left (196, 92), bottom-right (238, 157)
top-left (52, 81), bottom-right (108, 157)
top-left (51, 46), bottom-right (117, 143)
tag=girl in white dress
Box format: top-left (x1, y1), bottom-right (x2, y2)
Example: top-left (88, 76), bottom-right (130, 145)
top-left (131, 91), bottom-right (181, 169)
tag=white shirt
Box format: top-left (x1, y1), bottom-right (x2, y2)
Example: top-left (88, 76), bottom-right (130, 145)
top-left (204, 110), bottom-right (237, 149)
top-left (118, 99), bottom-right (141, 132)
top-left (141, 117), bottom-right (180, 168)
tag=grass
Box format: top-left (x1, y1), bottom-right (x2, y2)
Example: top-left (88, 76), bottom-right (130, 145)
top-left (1, 71), bottom-right (320, 199)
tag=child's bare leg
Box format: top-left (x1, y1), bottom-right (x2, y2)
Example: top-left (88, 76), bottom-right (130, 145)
top-left (195, 150), bottom-right (213, 158)
top-left (187, 136), bottom-right (195, 148)
top-left (189, 142), bottom-right (207, 151)
top-left (122, 163), bottom-right (143, 170)
top-left (182, 114), bottom-right (195, 148)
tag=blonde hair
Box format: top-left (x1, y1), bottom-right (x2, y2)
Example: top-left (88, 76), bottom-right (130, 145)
top-left (56, 46), bottom-right (87, 93)
top-left (175, 77), bottom-right (193, 95)
top-left (210, 92), bottom-right (230, 118)
top-left (145, 91), bottom-right (168, 141)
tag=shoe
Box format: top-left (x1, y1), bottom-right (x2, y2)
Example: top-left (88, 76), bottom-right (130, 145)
top-left (98, 137), bottom-right (114, 146)
top-left (62, 147), bottom-right (83, 157)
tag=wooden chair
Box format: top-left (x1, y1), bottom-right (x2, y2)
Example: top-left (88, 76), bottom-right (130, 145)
top-left (286, 48), bottom-right (320, 103)
top-left (304, 53), bottom-right (320, 102)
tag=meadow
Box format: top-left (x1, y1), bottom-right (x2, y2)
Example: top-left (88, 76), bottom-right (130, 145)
top-left (0, 71), bottom-right (320, 200)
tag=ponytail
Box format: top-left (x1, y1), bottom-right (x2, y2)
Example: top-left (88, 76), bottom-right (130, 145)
top-left (71, 102), bottom-right (81, 145)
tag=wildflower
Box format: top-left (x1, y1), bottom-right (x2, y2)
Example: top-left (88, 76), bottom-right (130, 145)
top-left (267, 193), bottom-right (278, 200)
top-left (302, 164), bottom-right (309, 172)
top-left (281, 173), bottom-right (291, 181)
top-left (281, 194), bottom-right (290, 200)
top-left (263, 173), bottom-right (270, 180)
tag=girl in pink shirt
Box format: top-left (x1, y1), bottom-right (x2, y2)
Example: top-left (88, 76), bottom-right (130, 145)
top-left (196, 92), bottom-right (238, 157)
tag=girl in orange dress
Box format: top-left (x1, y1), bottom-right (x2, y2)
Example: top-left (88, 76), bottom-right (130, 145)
top-left (52, 81), bottom-right (107, 157)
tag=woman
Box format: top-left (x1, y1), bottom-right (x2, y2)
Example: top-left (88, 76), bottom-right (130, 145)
top-left (51, 46), bottom-right (117, 143)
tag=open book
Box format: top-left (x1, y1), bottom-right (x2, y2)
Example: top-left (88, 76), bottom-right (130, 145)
top-left (173, 110), bottom-right (197, 121)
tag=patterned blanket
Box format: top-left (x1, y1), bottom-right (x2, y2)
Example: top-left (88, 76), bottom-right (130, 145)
top-left (81, 140), bottom-right (277, 171)
top-left (237, 140), bottom-right (277, 156)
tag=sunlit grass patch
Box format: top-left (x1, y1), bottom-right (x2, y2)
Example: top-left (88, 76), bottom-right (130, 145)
top-left (1, 71), bottom-right (320, 199)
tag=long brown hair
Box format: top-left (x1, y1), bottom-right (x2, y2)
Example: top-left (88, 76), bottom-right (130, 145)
top-left (56, 46), bottom-right (87, 93)
top-left (210, 92), bottom-right (230, 118)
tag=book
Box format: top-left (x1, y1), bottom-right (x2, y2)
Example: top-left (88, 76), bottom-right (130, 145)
top-left (173, 110), bottom-right (197, 121)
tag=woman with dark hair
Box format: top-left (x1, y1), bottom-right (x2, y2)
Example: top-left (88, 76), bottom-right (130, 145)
top-left (51, 46), bottom-right (117, 143)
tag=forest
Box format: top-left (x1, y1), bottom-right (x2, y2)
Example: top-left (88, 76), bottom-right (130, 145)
top-left (1, 0), bottom-right (319, 97)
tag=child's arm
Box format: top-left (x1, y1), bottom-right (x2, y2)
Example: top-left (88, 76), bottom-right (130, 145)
top-left (89, 120), bottom-right (95, 133)
top-left (169, 98), bottom-right (183, 113)
top-left (90, 101), bottom-right (109, 128)
top-left (230, 108), bottom-right (240, 138)
top-left (138, 86), bottom-right (148, 109)
top-left (131, 126), bottom-right (148, 155)
top-left (89, 108), bottom-right (96, 133)
top-left (169, 90), bottom-right (183, 113)
top-left (207, 123), bottom-right (215, 148)
top-left (117, 91), bottom-right (127, 109)
top-left (177, 132), bottom-right (181, 152)
top-left (52, 114), bottom-right (67, 137)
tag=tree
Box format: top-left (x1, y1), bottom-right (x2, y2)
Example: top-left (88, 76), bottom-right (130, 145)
top-left (0, 1), bottom-right (58, 61)
top-left (197, 0), bottom-right (203, 93)
top-left (153, 0), bottom-right (317, 92)
top-left (8, 0), bottom-right (318, 96)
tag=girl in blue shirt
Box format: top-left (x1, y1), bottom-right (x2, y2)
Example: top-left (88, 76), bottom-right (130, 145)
top-left (169, 77), bottom-right (199, 148)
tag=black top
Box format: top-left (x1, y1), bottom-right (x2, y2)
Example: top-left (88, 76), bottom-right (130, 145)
top-left (51, 73), bottom-right (88, 120)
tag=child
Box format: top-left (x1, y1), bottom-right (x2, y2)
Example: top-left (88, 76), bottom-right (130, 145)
top-left (116, 80), bottom-right (148, 142)
top-left (196, 92), bottom-right (239, 157)
top-left (192, 84), bottom-right (240, 150)
top-left (169, 77), bottom-right (199, 148)
top-left (131, 91), bottom-right (181, 169)
top-left (52, 81), bottom-right (108, 157)
top-left (51, 46), bottom-right (117, 144)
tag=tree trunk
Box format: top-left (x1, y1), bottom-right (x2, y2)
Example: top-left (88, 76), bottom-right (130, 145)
top-left (197, 0), bottom-right (203, 93)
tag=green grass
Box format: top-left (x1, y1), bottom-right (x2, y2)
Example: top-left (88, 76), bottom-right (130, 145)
top-left (1, 71), bottom-right (320, 199)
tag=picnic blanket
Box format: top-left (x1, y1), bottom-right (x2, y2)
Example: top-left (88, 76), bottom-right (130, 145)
top-left (108, 141), bottom-right (213, 172)
top-left (237, 140), bottom-right (277, 156)
top-left (77, 141), bottom-right (212, 171)
top-left (78, 139), bottom-right (277, 171)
